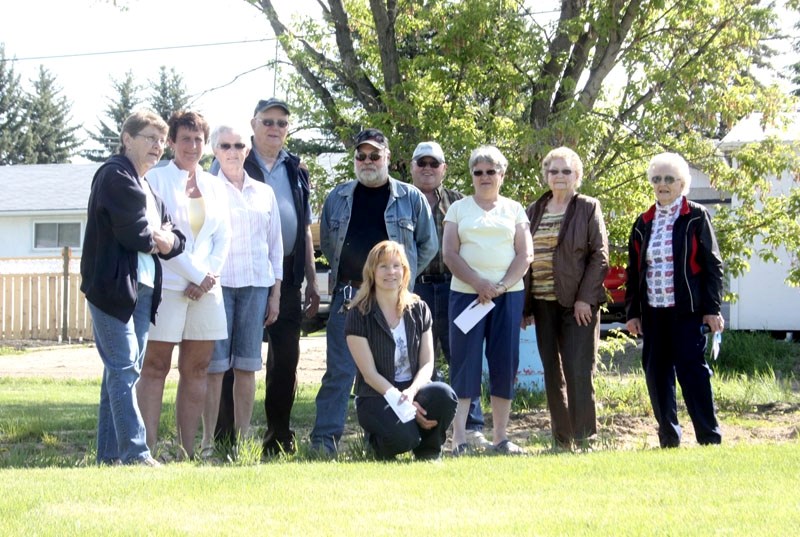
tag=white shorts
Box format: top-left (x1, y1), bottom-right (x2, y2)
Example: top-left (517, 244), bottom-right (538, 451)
top-left (149, 287), bottom-right (228, 342)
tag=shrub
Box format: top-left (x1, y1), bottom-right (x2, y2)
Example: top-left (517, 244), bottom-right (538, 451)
top-left (714, 331), bottom-right (800, 378)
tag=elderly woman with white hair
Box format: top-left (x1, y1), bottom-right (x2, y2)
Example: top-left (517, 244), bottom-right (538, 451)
top-left (625, 152), bottom-right (724, 448)
top-left (200, 125), bottom-right (283, 456)
top-left (522, 146), bottom-right (609, 451)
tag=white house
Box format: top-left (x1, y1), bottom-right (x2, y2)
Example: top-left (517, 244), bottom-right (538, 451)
top-left (0, 163), bottom-right (100, 260)
top-left (718, 112), bottom-right (800, 332)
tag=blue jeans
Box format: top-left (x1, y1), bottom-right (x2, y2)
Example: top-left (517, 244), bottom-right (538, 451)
top-left (415, 280), bottom-right (484, 431)
top-left (89, 283), bottom-right (153, 464)
top-left (311, 287), bottom-right (357, 453)
top-left (210, 286), bottom-right (268, 374)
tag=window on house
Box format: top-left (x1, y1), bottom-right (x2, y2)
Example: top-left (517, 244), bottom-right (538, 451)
top-left (34, 223), bottom-right (81, 249)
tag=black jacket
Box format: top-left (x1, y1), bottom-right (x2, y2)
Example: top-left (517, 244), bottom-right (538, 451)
top-left (243, 143), bottom-right (312, 287)
top-left (345, 299), bottom-right (432, 398)
top-left (80, 155), bottom-right (185, 323)
top-left (625, 197), bottom-right (723, 320)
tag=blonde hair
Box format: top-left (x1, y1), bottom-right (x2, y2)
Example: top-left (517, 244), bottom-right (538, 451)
top-left (541, 146), bottom-right (584, 188)
top-left (350, 240), bottom-right (418, 315)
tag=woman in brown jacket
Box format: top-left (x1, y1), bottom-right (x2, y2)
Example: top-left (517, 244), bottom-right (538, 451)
top-left (523, 147), bottom-right (609, 450)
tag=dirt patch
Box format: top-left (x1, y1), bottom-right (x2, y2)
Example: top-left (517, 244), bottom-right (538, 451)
top-left (0, 337), bottom-right (328, 385)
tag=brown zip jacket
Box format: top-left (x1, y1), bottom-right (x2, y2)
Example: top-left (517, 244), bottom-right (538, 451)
top-left (523, 191), bottom-right (609, 315)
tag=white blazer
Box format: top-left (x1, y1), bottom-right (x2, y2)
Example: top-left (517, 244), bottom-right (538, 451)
top-left (146, 160), bottom-right (231, 291)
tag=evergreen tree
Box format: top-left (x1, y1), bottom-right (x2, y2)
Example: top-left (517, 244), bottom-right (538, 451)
top-left (21, 66), bottom-right (82, 164)
top-left (0, 43), bottom-right (26, 165)
top-left (82, 71), bottom-right (140, 162)
top-left (148, 66), bottom-right (190, 160)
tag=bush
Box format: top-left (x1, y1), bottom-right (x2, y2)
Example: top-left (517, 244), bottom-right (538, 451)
top-left (714, 331), bottom-right (800, 377)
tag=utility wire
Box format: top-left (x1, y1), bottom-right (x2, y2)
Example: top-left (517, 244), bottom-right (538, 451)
top-left (0, 37), bottom-right (279, 63)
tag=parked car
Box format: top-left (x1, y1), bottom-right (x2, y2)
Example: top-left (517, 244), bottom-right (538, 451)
top-left (301, 220), bottom-right (330, 334)
top-left (602, 266), bottom-right (627, 323)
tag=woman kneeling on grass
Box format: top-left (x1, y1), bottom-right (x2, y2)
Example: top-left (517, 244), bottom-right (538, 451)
top-left (346, 240), bottom-right (458, 461)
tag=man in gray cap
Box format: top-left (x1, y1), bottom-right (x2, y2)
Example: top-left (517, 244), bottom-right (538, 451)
top-left (410, 141), bottom-right (490, 450)
top-left (213, 97), bottom-right (320, 455)
top-left (310, 128), bottom-right (438, 455)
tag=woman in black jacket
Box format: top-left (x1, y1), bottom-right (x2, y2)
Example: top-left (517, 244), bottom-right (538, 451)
top-left (625, 152), bottom-right (724, 448)
top-left (80, 109), bottom-right (185, 466)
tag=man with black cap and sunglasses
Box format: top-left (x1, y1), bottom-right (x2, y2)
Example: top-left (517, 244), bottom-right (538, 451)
top-left (310, 128), bottom-right (438, 455)
top-left (212, 98), bottom-right (319, 456)
top-left (410, 141), bottom-right (492, 451)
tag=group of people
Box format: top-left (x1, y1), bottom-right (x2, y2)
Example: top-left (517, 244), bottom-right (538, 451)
top-left (79, 96), bottom-right (725, 466)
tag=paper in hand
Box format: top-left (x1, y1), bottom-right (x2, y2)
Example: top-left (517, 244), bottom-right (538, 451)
top-left (711, 331), bottom-right (722, 360)
top-left (453, 299), bottom-right (495, 334)
top-left (383, 387), bottom-right (417, 423)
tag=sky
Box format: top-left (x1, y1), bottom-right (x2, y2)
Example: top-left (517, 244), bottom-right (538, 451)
top-left (1, 1), bottom-right (798, 163)
top-left (1, 0), bottom-right (319, 158)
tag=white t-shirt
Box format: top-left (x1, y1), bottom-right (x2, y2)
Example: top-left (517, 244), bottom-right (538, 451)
top-left (391, 317), bottom-right (412, 382)
top-left (444, 196), bottom-right (529, 293)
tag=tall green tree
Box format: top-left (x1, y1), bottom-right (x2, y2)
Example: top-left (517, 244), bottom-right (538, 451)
top-left (148, 65), bottom-right (190, 160)
top-left (82, 71), bottom-right (141, 162)
top-left (0, 43), bottom-right (26, 165)
top-left (255, 0), bottom-right (800, 285)
top-left (20, 66), bottom-right (82, 164)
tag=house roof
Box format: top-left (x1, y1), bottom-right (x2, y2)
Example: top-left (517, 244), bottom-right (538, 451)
top-left (718, 112), bottom-right (800, 151)
top-left (0, 163), bottom-right (101, 214)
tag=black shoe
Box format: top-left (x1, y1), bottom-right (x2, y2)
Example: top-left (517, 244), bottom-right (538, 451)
top-left (263, 434), bottom-right (296, 457)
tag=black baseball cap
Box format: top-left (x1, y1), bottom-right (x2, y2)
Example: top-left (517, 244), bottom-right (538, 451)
top-left (253, 98), bottom-right (290, 116)
top-left (354, 128), bottom-right (389, 150)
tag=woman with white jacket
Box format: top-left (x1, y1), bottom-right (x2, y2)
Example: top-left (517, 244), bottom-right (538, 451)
top-left (137, 110), bottom-right (231, 460)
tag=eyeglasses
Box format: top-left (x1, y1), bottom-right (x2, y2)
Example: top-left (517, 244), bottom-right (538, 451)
top-left (218, 142), bottom-right (246, 151)
top-left (547, 168), bottom-right (573, 176)
top-left (135, 133), bottom-right (167, 147)
top-left (472, 169), bottom-right (499, 176)
top-left (259, 118), bottom-right (289, 128)
top-left (650, 175), bottom-right (677, 185)
top-left (355, 152), bottom-right (383, 162)
top-left (415, 159), bottom-right (441, 169)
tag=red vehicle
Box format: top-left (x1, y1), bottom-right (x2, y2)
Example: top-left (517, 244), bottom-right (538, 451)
top-left (602, 266), bottom-right (627, 323)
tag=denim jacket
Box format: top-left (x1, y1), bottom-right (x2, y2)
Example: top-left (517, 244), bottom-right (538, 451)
top-left (320, 178), bottom-right (438, 290)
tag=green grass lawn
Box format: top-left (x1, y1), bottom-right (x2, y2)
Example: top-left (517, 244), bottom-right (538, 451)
top-left (1, 348), bottom-right (799, 536)
top-left (0, 444), bottom-right (798, 536)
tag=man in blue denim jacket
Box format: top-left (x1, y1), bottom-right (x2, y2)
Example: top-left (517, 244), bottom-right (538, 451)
top-left (310, 128), bottom-right (438, 454)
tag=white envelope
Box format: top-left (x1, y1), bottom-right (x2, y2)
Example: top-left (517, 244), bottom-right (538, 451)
top-left (383, 387), bottom-right (417, 423)
top-left (453, 299), bottom-right (495, 334)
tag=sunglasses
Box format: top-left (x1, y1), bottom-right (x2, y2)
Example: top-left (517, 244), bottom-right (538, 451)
top-left (219, 142), bottom-right (246, 151)
top-left (259, 118), bottom-right (289, 128)
top-left (415, 159), bottom-right (441, 169)
top-left (547, 168), bottom-right (573, 176)
top-left (355, 152), bottom-right (383, 162)
top-left (650, 175), bottom-right (677, 185)
top-left (472, 169), bottom-right (499, 176)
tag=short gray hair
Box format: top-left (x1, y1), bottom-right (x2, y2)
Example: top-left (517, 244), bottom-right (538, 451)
top-left (648, 152), bottom-right (692, 195)
top-left (209, 125), bottom-right (249, 150)
top-left (468, 145), bottom-right (508, 173)
top-left (542, 146), bottom-right (584, 189)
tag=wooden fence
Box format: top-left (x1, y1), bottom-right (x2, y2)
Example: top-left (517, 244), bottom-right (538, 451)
top-left (0, 249), bottom-right (93, 342)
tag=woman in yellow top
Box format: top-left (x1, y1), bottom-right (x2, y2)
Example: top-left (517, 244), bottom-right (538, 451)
top-left (442, 145), bottom-right (533, 455)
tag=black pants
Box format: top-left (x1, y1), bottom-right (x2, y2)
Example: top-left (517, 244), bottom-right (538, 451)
top-left (642, 306), bottom-right (722, 448)
top-left (262, 284), bottom-right (303, 449)
top-left (356, 381), bottom-right (457, 460)
top-left (216, 272), bottom-right (303, 447)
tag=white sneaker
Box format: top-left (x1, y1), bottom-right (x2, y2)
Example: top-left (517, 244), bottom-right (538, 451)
top-left (465, 430), bottom-right (492, 450)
